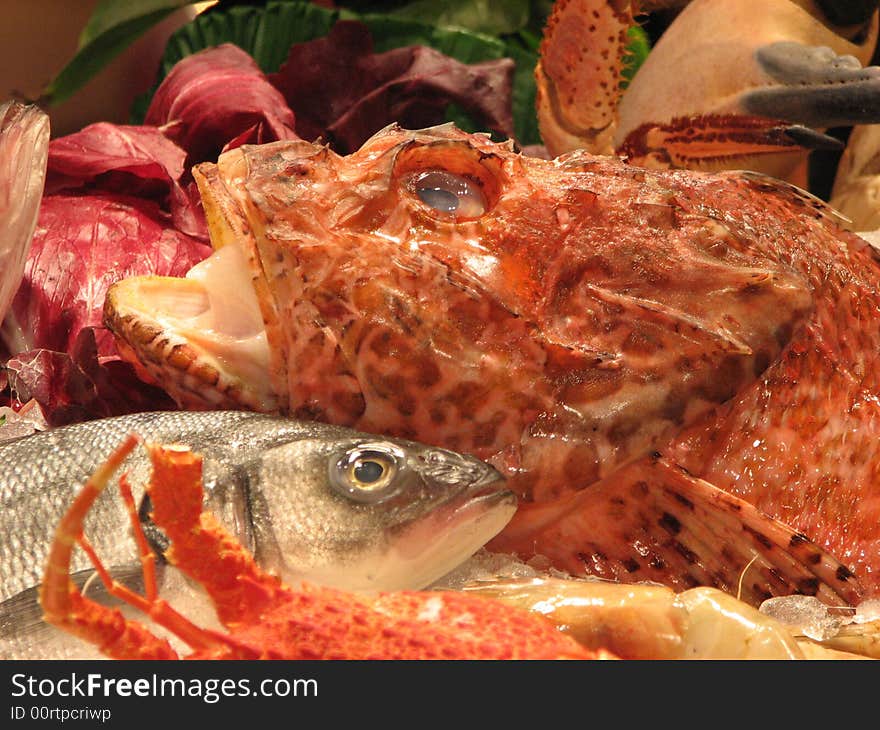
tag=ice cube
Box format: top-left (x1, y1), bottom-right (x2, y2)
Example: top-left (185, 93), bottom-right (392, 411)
top-left (759, 595), bottom-right (846, 641)
top-left (854, 598), bottom-right (880, 624)
top-left (0, 400), bottom-right (48, 442)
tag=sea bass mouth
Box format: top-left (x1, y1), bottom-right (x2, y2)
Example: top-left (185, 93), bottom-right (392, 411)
top-left (285, 485), bottom-right (518, 593)
top-left (399, 487), bottom-right (519, 589)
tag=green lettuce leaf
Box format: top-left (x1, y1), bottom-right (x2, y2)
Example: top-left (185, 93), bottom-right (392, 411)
top-left (53, 1), bottom-right (650, 149)
top-left (622, 25), bottom-right (651, 88)
top-left (43, 0), bottom-right (194, 106)
top-left (387, 0), bottom-right (531, 36)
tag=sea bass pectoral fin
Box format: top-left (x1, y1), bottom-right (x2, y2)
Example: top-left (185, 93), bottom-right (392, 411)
top-left (489, 455), bottom-right (864, 608)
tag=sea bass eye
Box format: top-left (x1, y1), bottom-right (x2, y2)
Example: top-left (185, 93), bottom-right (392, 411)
top-left (411, 170), bottom-right (487, 218)
top-left (330, 443), bottom-right (406, 503)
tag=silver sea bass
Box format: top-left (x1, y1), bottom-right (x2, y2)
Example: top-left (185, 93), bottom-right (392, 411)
top-left (0, 410), bottom-right (513, 659)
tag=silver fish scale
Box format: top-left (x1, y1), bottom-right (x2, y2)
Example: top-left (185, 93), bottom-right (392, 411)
top-left (0, 410), bottom-right (345, 601)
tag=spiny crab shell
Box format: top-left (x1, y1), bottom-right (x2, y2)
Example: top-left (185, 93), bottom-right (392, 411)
top-left (39, 436), bottom-right (602, 660)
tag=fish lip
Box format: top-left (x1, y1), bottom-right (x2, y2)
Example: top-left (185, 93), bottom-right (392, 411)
top-left (375, 482), bottom-right (517, 591)
top-left (416, 457), bottom-right (514, 517)
top-left (460, 479), bottom-right (516, 503)
top-left (425, 481), bottom-right (517, 527)
top-left (453, 486), bottom-right (518, 517)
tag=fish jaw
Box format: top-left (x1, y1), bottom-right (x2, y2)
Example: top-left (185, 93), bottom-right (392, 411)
top-left (190, 140), bottom-right (333, 414)
top-left (102, 147), bottom-right (297, 413)
top-left (103, 244), bottom-right (276, 412)
top-left (291, 488), bottom-right (517, 593)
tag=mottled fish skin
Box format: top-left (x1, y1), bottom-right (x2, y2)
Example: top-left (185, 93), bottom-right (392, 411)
top-left (0, 410), bottom-right (510, 659)
top-left (105, 124), bottom-right (880, 605)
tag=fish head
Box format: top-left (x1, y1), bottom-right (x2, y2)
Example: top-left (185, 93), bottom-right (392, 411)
top-left (241, 425), bottom-right (514, 591)
top-left (104, 124), bottom-right (814, 502)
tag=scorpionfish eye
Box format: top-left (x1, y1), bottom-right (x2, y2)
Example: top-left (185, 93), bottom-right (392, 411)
top-left (394, 140), bottom-right (504, 220)
top-left (411, 170), bottom-right (487, 218)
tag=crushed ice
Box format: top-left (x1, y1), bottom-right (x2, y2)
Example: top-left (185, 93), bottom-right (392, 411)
top-left (759, 595), bottom-right (855, 641)
top-left (430, 550), bottom-right (575, 590)
top-left (0, 399), bottom-right (48, 443)
top-left (854, 598), bottom-right (880, 624)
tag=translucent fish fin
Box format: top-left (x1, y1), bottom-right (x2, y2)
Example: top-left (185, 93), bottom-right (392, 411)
top-left (491, 456), bottom-right (863, 608)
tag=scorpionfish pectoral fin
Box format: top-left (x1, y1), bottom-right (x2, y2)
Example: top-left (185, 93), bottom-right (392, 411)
top-left (489, 454), bottom-right (864, 608)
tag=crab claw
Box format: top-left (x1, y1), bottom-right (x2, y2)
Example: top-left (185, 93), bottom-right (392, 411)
top-left (738, 41), bottom-right (880, 129)
top-left (538, 1), bottom-right (880, 178)
top-left (536, 0), bottom-right (636, 157)
top-left (39, 435), bottom-right (181, 660)
top-left (613, 0), bottom-right (879, 178)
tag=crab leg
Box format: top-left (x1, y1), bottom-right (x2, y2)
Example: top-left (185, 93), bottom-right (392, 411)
top-left (40, 435), bottom-right (252, 659)
top-left (143, 442), bottom-right (291, 627)
top-left (617, 0), bottom-right (880, 139)
top-left (537, 1), bottom-right (880, 180)
top-left (618, 113), bottom-right (842, 170)
top-left (39, 435), bottom-right (180, 660)
top-left (737, 39), bottom-right (880, 129)
top-left (118, 476), bottom-right (159, 602)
